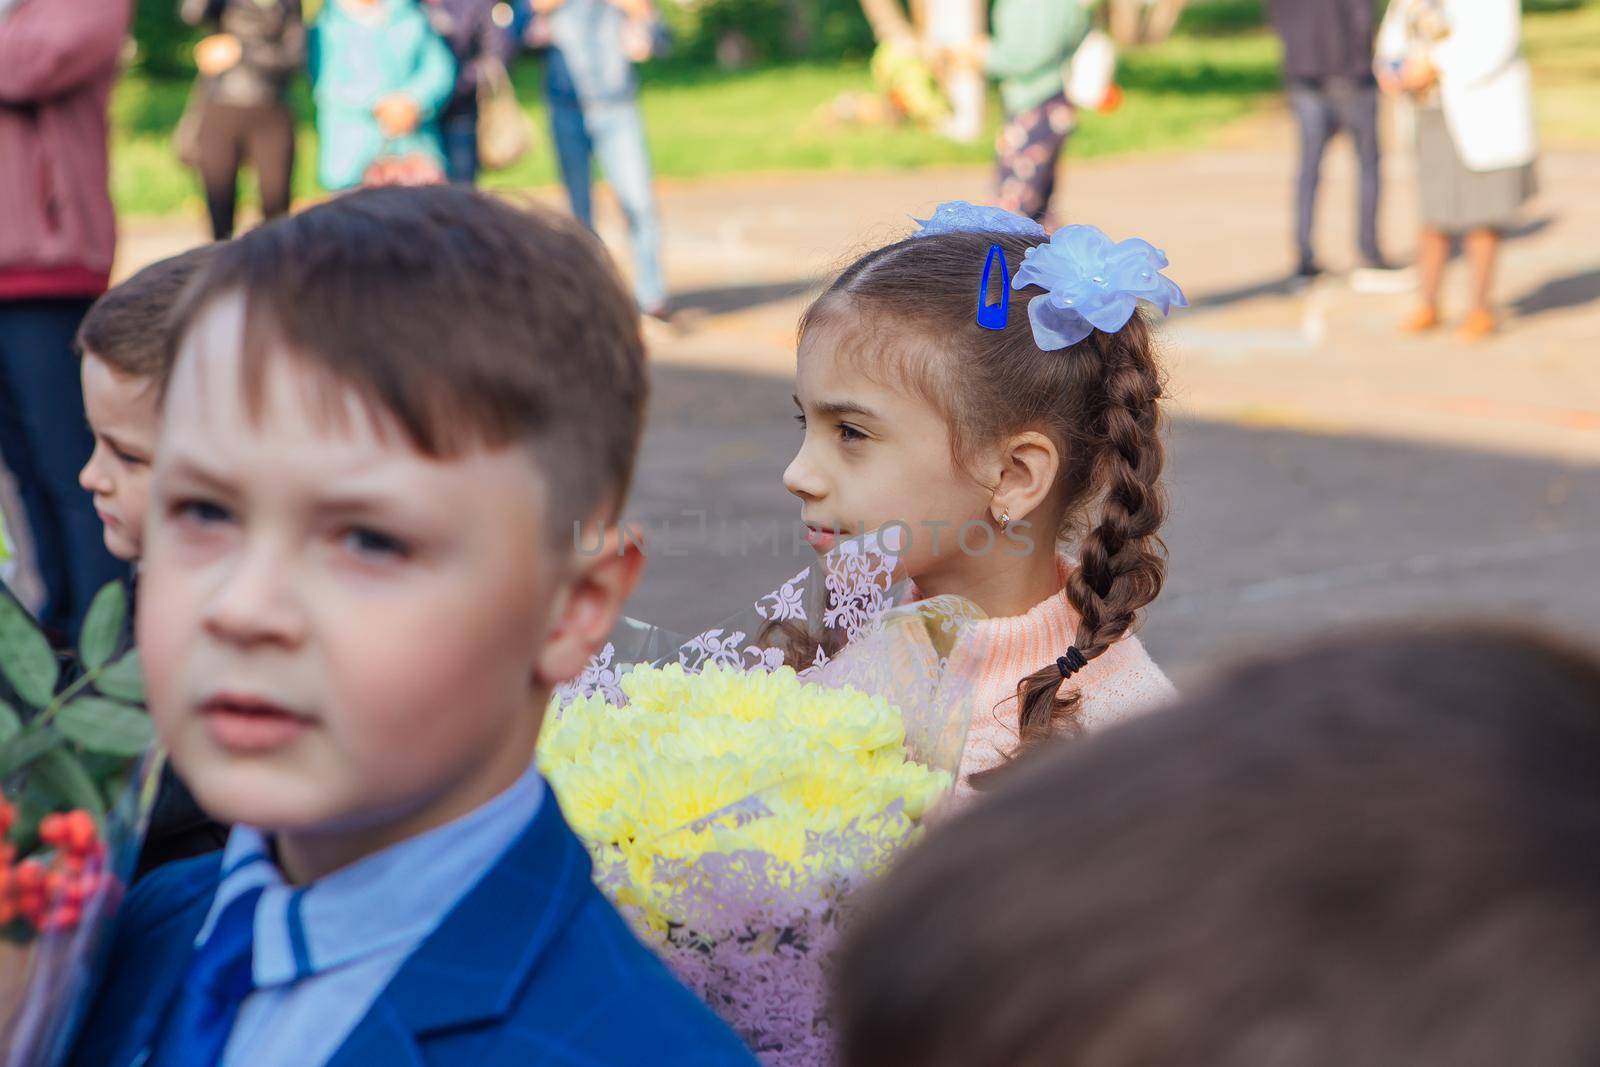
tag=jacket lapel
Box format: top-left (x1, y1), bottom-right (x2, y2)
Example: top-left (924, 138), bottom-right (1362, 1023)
top-left (325, 793), bottom-right (594, 1066)
top-left (69, 865), bottom-right (218, 1067)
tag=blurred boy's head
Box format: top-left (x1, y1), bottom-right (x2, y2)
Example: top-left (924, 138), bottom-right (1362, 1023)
top-left (138, 186), bottom-right (646, 880)
top-left (77, 245), bottom-right (217, 560)
top-left (837, 625), bottom-right (1600, 1067)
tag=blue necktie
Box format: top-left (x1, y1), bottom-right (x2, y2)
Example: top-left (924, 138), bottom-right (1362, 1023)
top-left (150, 885), bottom-right (266, 1067)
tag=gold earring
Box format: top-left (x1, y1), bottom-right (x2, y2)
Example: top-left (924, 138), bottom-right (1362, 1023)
top-left (997, 510), bottom-right (1011, 530)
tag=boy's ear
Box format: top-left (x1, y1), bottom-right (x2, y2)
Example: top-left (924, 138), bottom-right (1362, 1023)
top-left (534, 522), bottom-right (645, 688)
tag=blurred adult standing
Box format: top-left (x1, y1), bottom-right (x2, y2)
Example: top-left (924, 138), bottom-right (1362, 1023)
top-left (423, 0), bottom-right (516, 184)
top-left (531, 0), bottom-right (670, 320)
top-left (960, 0), bottom-right (1090, 225)
top-left (0, 0), bottom-right (132, 641)
top-left (308, 0), bottom-right (456, 190)
top-left (177, 0), bottom-right (305, 240)
top-left (1378, 0), bottom-right (1537, 342)
top-left (1268, 0), bottom-right (1394, 280)
top-left (924, 0), bottom-right (984, 143)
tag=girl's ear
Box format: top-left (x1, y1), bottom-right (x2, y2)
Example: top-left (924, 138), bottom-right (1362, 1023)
top-left (989, 430), bottom-right (1060, 526)
top-left (534, 521), bottom-right (645, 688)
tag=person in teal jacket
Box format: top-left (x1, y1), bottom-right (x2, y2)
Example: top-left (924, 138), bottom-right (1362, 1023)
top-left (308, 0), bottom-right (456, 189)
top-left (960, 0), bottom-right (1090, 224)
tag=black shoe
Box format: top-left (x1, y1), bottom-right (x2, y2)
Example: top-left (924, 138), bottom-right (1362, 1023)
top-left (1294, 257), bottom-right (1325, 281)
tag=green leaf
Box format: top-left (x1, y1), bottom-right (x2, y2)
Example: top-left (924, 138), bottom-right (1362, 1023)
top-left (0, 592), bottom-right (59, 709)
top-left (0, 699), bottom-right (19, 744)
top-left (33, 747), bottom-right (107, 827)
top-left (16, 777), bottom-right (55, 849)
top-left (94, 652), bottom-right (145, 704)
top-left (55, 697), bottom-right (154, 758)
top-left (78, 581), bottom-right (128, 672)
top-left (0, 725), bottom-right (65, 780)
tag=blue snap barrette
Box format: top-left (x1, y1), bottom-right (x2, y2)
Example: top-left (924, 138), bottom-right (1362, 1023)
top-left (976, 243), bottom-right (1010, 331)
top-left (911, 201), bottom-right (1186, 350)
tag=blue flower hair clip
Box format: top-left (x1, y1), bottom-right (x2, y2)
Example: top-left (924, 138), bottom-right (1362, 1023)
top-left (1012, 224), bottom-right (1187, 350)
top-left (908, 201), bottom-right (1186, 348)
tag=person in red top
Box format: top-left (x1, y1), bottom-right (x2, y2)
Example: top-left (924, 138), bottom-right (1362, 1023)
top-left (0, 0), bottom-right (133, 641)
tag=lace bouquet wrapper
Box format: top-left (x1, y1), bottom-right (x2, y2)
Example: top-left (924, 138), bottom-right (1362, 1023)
top-left (0, 582), bottom-right (160, 1066)
top-left (542, 538), bottom-right (984, 1064)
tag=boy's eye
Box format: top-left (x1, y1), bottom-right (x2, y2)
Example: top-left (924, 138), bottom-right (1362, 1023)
top-left (793, 413), bottom-right (807, 429)
top-left (173, 499), bottom-right (232, 526)
top-left (837, 423), bottom-right (866, 443)
top-left (342, 526), bottom-right (410, 561)
top-left (111, 446), bottom-right (150, 468)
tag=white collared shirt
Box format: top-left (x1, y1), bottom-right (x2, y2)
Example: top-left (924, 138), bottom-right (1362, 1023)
top-left (190, 764), bottom-right (545, 1067)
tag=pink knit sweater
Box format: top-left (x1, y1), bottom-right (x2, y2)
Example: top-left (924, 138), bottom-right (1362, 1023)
top-left (940, 562), bottom-right (1177, 799)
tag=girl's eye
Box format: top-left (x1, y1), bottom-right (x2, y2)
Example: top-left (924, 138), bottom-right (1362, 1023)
top-left (837, 423), bottom-right (866, 443)
top-left (793, 413), bottom-right (807, 429)
top-left (173, 499), bottom-right (232, 526)
top-left (342, 526), bottom-right (410, 561)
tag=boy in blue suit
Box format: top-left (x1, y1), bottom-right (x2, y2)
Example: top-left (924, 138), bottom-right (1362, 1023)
top-left (69, 186), bottom-right (756, 1067)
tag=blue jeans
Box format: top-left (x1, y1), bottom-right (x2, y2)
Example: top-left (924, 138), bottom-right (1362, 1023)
top-left (442, 106), bottom-right (479, 185)
top-left (0, 299), bottom-right (129, 639)
top-left (549, 100), bottom-right (666, 312)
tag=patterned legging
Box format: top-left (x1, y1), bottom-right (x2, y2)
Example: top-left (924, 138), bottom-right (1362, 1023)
top-left (995, 91), bottom-right (1076, 224)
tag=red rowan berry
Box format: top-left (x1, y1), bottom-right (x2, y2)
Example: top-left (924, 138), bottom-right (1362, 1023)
top-left (18, 890), bottom-right (46, 927)
top-left (38, 814), bottom-right (67, 847)
top-left (64, 811), bottom-right (98, 855)
top-left (14, 859), bottom-right (46, 892)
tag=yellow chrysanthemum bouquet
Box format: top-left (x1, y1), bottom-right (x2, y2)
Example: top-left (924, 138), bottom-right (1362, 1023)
top-left (541, 539), bottom-right (982, 1064)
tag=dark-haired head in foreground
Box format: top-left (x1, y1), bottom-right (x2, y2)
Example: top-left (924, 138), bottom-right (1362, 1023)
top-left (836, 625), bottom-right (1600, 1067)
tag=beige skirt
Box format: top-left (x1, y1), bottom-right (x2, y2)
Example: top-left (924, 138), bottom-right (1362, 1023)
top-left (1415, 105), bottom-right (1537, 233)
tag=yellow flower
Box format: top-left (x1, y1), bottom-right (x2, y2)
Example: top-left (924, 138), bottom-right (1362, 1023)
top-left (540, 663), bottom-right (951, 927)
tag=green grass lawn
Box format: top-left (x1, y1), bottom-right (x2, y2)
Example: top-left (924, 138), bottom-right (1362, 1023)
top-left (1522, 0), bottom-right (1600, 147)
top-left (109, 0), bottom-right (1597, 218)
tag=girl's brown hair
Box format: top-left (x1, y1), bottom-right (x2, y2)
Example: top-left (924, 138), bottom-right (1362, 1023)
top-left (800, 230), bottom-right (1168, 752)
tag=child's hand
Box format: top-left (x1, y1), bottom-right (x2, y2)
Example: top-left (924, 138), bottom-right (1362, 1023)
top-left (524, 19), bottom-right (552, 47)
top-left (945, 36), bottom-right (988, 71)
top-left (1399, 55), bottom-right (1438, 94)
top-left (621, 17), bottom-right (652, 62)
top-left (374, 94), bottom-right (421, 137)
top-left (194, 33), bottom-right (242, 76)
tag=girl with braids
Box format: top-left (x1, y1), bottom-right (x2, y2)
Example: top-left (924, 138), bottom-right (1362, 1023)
top-left (783, 202), bottom-right (1186, 795)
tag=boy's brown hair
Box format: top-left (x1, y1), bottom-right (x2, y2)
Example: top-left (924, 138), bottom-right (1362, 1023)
top-left (163, 185), bottom-right (647, 535)
top-left (835, 624), bottom-right (1600, 1067)
top-left (77, 244), bottom-right (218, 378)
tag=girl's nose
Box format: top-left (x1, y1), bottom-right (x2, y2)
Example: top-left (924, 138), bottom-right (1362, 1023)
top-left (782, 446), bottom-right (825, 502)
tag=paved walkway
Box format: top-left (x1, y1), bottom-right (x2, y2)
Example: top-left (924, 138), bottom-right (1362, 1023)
top-left (104, 133), bottom-right (1600, 680)
top-left (122, 138), bottom-right (1599, 464)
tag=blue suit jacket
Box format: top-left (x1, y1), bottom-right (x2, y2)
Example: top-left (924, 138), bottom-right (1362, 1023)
top-left (69, 793), bottom-right (758, 1067)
